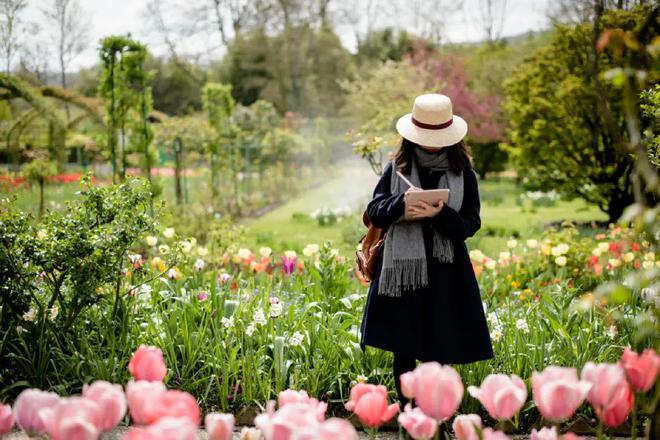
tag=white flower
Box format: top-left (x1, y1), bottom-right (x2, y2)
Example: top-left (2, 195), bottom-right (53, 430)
top-left (240, 427), bottom-right (261, 440)
top-left (16, 325), bottom-right (26, 335)
top-left (303, 243), bottom-right (320, 257)
top-left (197, 246), bottom-right (209, 257)
top-left (555, 256), bottom-right (567, 267)
top-left (270, 302), bottom-right (283, 318)
top-left (37, 229), bottom-right (47, 240)
top-left (245, 323), bottom-right (256, 336)
top-left (329, 248), bottom-right (339, 257)
top-left (219, 272), bottom-right (231, 283)
top-left (194, 259), bottom-right (206, 271)
top-left (49, 307), bottom-right (59, 321)
top-left (608, 258), bottom-right (622, 268)
top-left (167, 268), bottom-right (179, 279)
top-left (487, 311), bottom-right (499, 326)
top-left (289, 331), bottom-right (304, 347)
top-left (237, 248), bottom-right (252, 260)
top-left (491, 326), bottom-right (503, 342)
top-left (526, 239), bottom-right (538, 249)
top-left (23, 308), bottom-right (37, 322)
top-left (515, 319), bottom-right (529, 333)
top-left (284, 250), bottom-right (297, 260)
top-left (485, 259), bottom-right (497, 270)
top-left (606, 325), bottom-right (618, 339)
top-left (221, 316), bottom-right (235, 329)
top-left (598, 242), bottom-right (610, 253)
top-left (642, 261), bottom-right (654, 269)
top-left (137, 284), bottom-right (152, 301)
top-left (592, 247), bottom-right (603, 257)
top-left (253, 308), bottom-right (267, 326)
top-left (356, 374), bottom-right (368, 383)
top-left (469, 249), bottom-right (485, 262)
top-left (259, 247), bottom-right (272, 258)
top-left (623, 252), bottom-right (634, 263)
top-left (643, 252), bottom-right (655, 262)
top-left (499, 251), bottom-right (511, 260)
top-left (181, 240), bottom-right (194, 254)
top-left (128, 254), bottom-right (142, 264)
top-left (158, 244), bottom-right (170, 254)
top-left (507, 239), bottom-right (518, 249)
top-left (163, 227), bottom-right (175, 238)
top-left (146, 235), bottom-right (158, 246)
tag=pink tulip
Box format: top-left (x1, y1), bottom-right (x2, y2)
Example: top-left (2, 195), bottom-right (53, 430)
top-left (317, 418), bottom-right (359, 440)
top-left (581, 362), bottom-right (634, 427)
top-left (39, 397), bottom-right (102, 440)
top-left (254, 401), bottom-right (321, 440)
top-left (452, 414), bottom-right (482, 440)
top-left (277, 389), bottom-right (327, 421)
top-left (205, 413), bottom-right (234, 440)
top-left (468, 374), bottom-right (527, 420)
top-left (128, 345), bottom-right (168, 382)
top-left (240, 427), bottom-right (262, 440)
top-left (531, 367), bottom-right (591, 422)
top-left (344, 383), bottom-right (399, 428)
top-left (126, 380), bottom-right (167, 425)
top-left (12, 388), bottom-right (60, 434)
top-left (82, 381), bottom-right (127, 431)
top-left (122, 416), bottom-right (198, 440)
top-left (0, 404), bottom-right (14, 434)
top-left (482, 427), bottom-right (511, 440)
top-left (530, 427), bottom-right (558, 440)
top-left (398, 403), bottom-right (437, 440)
top-left (148, 390), bottom-right (201, 426)
top-left (619, 348), bottom-right (660, 392)
top-left (561, 432), bottom-right (584, 440)
top-left (405, 362), bottom-right (464, 421)
top-left (399, 372), bottom-right (416, 399)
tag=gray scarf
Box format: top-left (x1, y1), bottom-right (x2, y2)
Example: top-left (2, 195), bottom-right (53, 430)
top-left (378, 149), bottom-right (464, 297)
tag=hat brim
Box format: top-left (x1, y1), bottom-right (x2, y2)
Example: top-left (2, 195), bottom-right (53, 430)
top-left (395, 114), bottom-right (468, 148)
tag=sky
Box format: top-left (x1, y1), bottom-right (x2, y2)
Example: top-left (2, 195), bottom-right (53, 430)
top-left (22, 0), bottom-right (552, 72)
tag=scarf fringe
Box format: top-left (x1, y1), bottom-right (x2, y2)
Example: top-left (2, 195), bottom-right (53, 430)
top-left (433, 233), bottom-right (454, 262)
top-left (378, 258), bottom-right (428, 297)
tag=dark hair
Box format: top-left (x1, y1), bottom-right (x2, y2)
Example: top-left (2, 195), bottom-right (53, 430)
top-left (394, 138), bottom-right (473, 174)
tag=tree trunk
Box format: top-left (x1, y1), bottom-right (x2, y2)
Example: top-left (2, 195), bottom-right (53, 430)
top-left (174, 138), bottom-right (183, 206)
top-left (38, 179), bottom-right (45, 218)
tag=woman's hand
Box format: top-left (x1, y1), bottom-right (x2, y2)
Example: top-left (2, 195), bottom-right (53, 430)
top-left (406, 200), bottom-right (444, 220)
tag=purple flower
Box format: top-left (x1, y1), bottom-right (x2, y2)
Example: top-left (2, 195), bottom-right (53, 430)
top-left (282, 257), bottom-right (296, 275)
top-left (197, 292), bottom-right (209, 302)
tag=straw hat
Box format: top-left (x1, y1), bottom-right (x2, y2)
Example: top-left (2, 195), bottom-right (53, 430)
top-left (395, 94), bottom-right (468, 148)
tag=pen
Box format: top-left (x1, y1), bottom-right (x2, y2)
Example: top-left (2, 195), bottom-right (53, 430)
top-left (396, 171), bottom-right (416, 189)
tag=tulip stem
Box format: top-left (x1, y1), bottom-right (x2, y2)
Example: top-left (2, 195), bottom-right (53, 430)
top-left (631, 396), bottom-right (638, 440)
top-left (597, 421), bottom-right (604, 440)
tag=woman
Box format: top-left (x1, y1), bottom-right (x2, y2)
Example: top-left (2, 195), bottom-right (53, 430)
top-left (359, 94), bottom-right (493, 405)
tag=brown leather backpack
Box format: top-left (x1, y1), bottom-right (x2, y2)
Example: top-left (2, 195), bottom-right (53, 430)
top-left (355, 209), bottom-right (387, 284)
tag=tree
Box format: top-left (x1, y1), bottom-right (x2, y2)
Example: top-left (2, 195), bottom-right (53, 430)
top-left (0, 0), bottom-right (27, 74)
top-left (203, 82), bottom-right (235, 207)
top-left (503, 5), bottom-right (658, 222)
top-left (23, 158), bottom-right (57, 217)
top-left (42, 0), bottom-right (89, 95)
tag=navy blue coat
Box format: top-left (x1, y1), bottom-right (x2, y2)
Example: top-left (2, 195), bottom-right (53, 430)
top-left (359, 162), bottom-right (493, 364)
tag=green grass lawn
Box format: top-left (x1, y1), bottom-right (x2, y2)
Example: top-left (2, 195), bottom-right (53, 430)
top-left (244, 163), bottom-right (608, 257)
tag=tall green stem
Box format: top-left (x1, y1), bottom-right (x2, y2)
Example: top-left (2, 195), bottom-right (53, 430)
top-left (631, 395), bottom-right (638, 440)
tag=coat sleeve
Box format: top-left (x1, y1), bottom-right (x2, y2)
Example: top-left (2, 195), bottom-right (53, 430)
top-left (428, 168), bottom-right (481, 241)
top-left (367, 162), bottom-right (406, 229)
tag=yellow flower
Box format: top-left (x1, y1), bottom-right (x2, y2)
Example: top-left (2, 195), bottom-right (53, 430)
top-left (608, 258), bottom-right (621, 268)
top-left (151, 257), bottom-right (166, 272)
top-left (642, 261), bottom-right (654, 269)
top-left (541, 243), bottom-right (551, 255)
top-left (555, 256), bottom-right (567, 266)
top-left (623, 252), bottom-right (634, 263)
top-left (644, 252), bottom-right (655, 262)
top-left (511, 281), bottom-right (520, 289)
